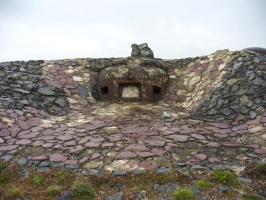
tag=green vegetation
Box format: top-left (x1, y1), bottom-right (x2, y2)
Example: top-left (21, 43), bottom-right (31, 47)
top-left (195, 179), bottom-right (213, 190)
top-left (174, 188), bottom-right (194, 200)
top-left (211, 170), bottom-right (238, 186)
top-left (71, 181), bottom-right (96, 200)
top-left (254, 163), bottom-right (266, 176)
top-left (56, 170), bottom-right (71, 185)
top-left (0, 162), bottom-right (7, 172)
top-left (4, 187), bottom-right (24, 200)
top-left (32, 175), bottom-right (45, 187)
top-left (242, 194), bottom-right (263, 200)
top-left (0, 174), bottom-right (10, 185)
top-left (47, 185), bottom-right (62, 196)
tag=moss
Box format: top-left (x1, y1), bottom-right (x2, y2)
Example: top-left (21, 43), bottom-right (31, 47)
top-left (47, 185), bottom-right (62, 196)
top-left (174, 188), bottom-right (194, 200)
top-left (254, 163), bottom-right (266, 176)
top-left (4, 187), bottom-right (24, 200)
top-left (242, 194), bottom-right (263, 200)
top-left (0, 174), bottom-right (10, 185)
top-left (195, 180), bottom-right (213, 190)
top-left (32, 175), bottom-right (45, 187)
top-left (211, 170), bottom-right (238, 186)
top-left (71, 181), bottom-right (96, 200)
top-left (0, 162), bottom-right (8, 172)
top-left (56, 171), bottom-right (71, 185)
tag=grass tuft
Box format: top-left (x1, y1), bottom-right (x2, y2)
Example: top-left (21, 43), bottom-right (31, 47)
top-left (0, 175), bottom-right (10, 186)
top-left (195, 179), bottom-right (213, 190)
top-left (242, 194), bottom-right (263, 200)
top-left (211, 170), bottom-right (238, 186)
top-left (0, 162), bottom-right (8, 172)
top-left (32, 175), bottom-right (45, 187)
top-left (174, 188), bottom-right (194, 200)
top-left (47, 184), bottom-right (62, 196)
top-left (4, 187), bottom-right (24, 200)
top-left (71, 181), bottom-right (96, 200)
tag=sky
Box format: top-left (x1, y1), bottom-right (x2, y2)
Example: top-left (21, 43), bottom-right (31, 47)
top-left (0, 0), bottom-right (265, 61)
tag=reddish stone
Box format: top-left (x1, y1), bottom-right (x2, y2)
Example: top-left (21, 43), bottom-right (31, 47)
top-left (63, 140), bottom-right (76, 147)
top-left (255, 149), bottom-right (266, 154)
top-left (139, 161), bottom-right (158, 170)
top-left (0, 145), bottom-right (18, 151)
top-left (208, 157), bottom-right (220, 164)
top-left (8, 126), bottom-right (21, 137)
top-left (0, 129), bottom-right (9, 137)
top-left (29, 155), bottom-right (48, 161)
top-left (126, 144), bottom-right (147, 151)
top-left (50, 154), bottom-right (67, 162)
top-left (84, 142), bottom-right (101, 148)
top-left (32, 141), bottom-right (44, 146)
top-left (214, 133), bottom-right (228, 138)
top-left (212, 128), bottom-right (232, 134)
top-left (16, 120), bottom-right (30, 130)
top-left (42, 143), bottom-right (54, 148)
top-left (180, 128), bottom-right (195, 134)
top-left (191, 134), bottom-right (205, 140)
top-left (232, 124), bottom-right (248, 132)
top-left (222, 142), bottom-right (241, 147)
top-left (168, 94), bottom-right (178, 101)
top-left (16, 139), bottom-right (32, 145)
top-left (117, 151), bottom-right (137, 159)
top-left (27, 117), bottom-right (41, 127)
top-left (168, 134), bottom-right (189, 142)
top-left (90, 153), bottom-right (101, 160)
top-left (101, 142), bottom-right (114, 148)
top-left (208, 122), bottom-right (230, 129)
top-left (90, 137), bottom-right (104, 143)
top-left (136, 151), bottom-right (155, 158)
top-left (195, 153), bottom-right (207, 160)
top-left (79, 156), bottom-right (90, 164)
top-left (145, 139), bottom-right (165, 147)
top-left (246, 144), bottom-right (260, 149)
top-left (261, 117), bottom-right (266, 123)
top-left (64, 159), bottom-right (78, 165)
top-left (57, 135), bottom-right (72, 141)
top-left (207, 142), bottom-right (219, 148)
top-left (151, 148), bottom-right (166, 155)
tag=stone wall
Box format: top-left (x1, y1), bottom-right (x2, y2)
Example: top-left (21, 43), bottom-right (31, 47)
top-left (0, 49), bottom-right (265, 123)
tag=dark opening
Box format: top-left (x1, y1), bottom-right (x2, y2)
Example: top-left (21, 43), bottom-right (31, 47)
top-left (153, 86), bottom-right (162, 100)
top-left (100, 86), bottom-right (109, 98)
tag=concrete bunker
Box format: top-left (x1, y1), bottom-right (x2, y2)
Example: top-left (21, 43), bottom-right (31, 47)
top-left (98, 63), bottom-right (168, 102)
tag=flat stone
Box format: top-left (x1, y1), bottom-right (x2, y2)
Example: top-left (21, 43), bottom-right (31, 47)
top-left (39, 161), bottom-right (50, 167)
top-left (18, 157), bottom-right (28, 166)
top-left (8, 126), bottom-right (21, 137)
top-left (42, 143), bottom-right (54, 148)
top-left (16, 139), bottom-right (32, 145)
top-left (168, 134), bottom-right (189, 142)
top-left (38, 87), bottom-right (55, 95)
top-left (191, 134), bottom-right (205, 140)
top-left (64, 159), bottom-right (78, 165)
top-left (63, 140), bottom-right (76, 147)
top-left (139, 160), bottom-right (158, 171)
top-left (16, 120), bottom-right (30, 130)
top-left (29, 155), bottom-right (48, 161)
top-left (57, 134), bottom-right (73, 141)
top-left (207, 142), bottom-right (219, 148)
top-left (84, 142), bottom-right (101, 148)
top-left (50, 154), bottom-right (67, 162)
top-left (0, 145), bottom-right (18, 151)
top-left (90, 153), bottom-right (101, 160)
top-left (255, 148), bottom-right (266, 154)
top-left (195, 153), bottom-right (207, 160)
top-left (232, 124), bottom-right (248, 131)
top-left (249, 126), bottom-right (264, 133)
top-left (0, 137), bottom-right (4, 144)
top-left (32, 141), bottom-right (44, 146)
top-left (1, 154), bottom-right (13, 161)
top-left (125, 144), bottom-right (147, 151)
top-left (208, 157), bottom-right (220, 164)
top-left (27, 117), bottom-right (41, 127)
top-left (101, 142), bottom-right (114, 148)
top-left (136, 151), bottom-right (155, 158)
top-left (106, 192), bottom-right (124, 200)
top-left (83, 161), bottom-right (104, 169)
top-left (222, 142), bottom-right (241, 147)
top-left (117, 151), bottom-right (137, 159)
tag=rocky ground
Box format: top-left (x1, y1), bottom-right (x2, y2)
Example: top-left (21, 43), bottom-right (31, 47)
top-left (0, 102), bottom-right (266, 199)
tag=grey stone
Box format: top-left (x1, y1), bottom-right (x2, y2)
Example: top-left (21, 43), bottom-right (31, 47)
top-left (38, 87), bottom-right (55, 95)
top-left (39, 161), bottom-right (50, 167)
top-left (1, 154), bottom-right (13, 161)
top-left (55, 98), bottom-right (67, 107)
top-left (18, 157), bottom-right (28, 166)
top-left (106, 192), bottom-right (124, 200)
top-left (153, 182), bottom-right (180, 193)
top-left (156, 167), bottom-right (172, 174)
top-left (112, 170), bottom-right (127, 176)
top-left (134, 191), bottom-right (148, 200)
top-left (58, 192), bottom-right (73, 200)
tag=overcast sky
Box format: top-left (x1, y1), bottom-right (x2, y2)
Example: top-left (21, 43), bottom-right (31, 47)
top-left (0, 0), bottom-right (265, 61)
